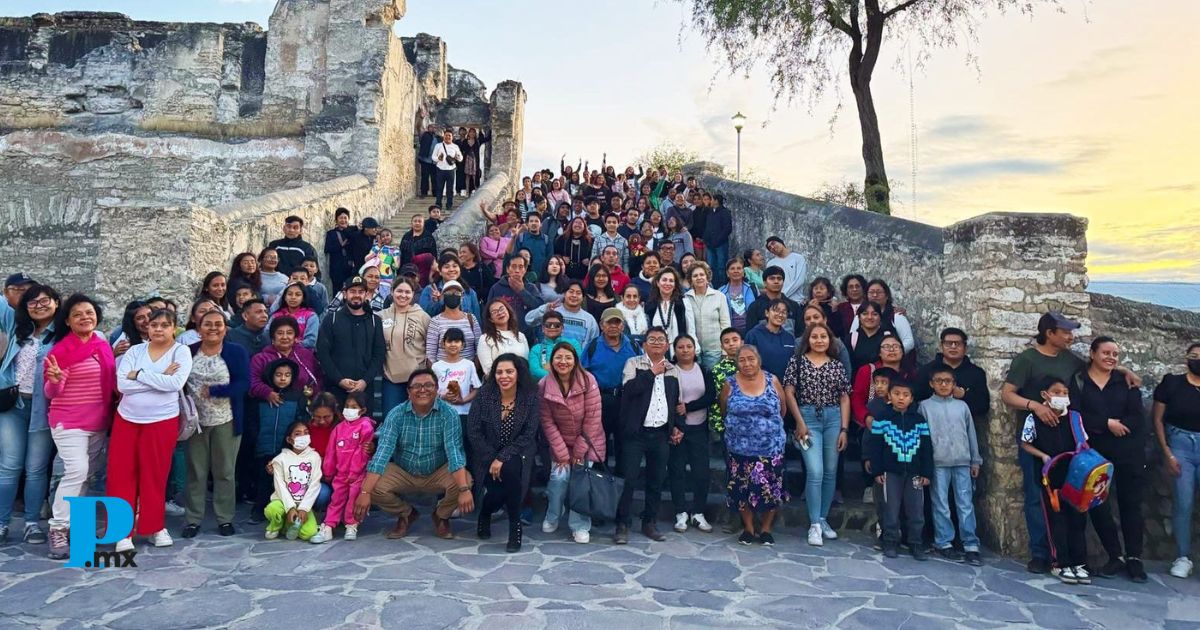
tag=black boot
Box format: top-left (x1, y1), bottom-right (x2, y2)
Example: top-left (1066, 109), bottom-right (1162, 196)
top-left (506, 519), bottom-right (522, 553)
top-left (477, 510), bottom-right (492, 540)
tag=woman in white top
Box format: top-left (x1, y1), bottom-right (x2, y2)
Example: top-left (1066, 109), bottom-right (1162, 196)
top-left (644, 267), bottom-right (696, 358)
top-left (108, 309), bottom-right (193, 552)
top-left (477, 300), bottom-right (528, 375)
top-left (683, 262), bottom-right (731, 371)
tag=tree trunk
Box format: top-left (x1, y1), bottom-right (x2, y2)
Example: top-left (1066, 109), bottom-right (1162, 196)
top-left (851, 77), bottom-right (891, 215)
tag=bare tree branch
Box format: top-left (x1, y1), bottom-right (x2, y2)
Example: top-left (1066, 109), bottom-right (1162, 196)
top-left (884, 0), bottom-right (926, 18)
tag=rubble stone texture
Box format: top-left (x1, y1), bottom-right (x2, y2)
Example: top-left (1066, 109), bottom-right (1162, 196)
top-left (692, 163), bottom-right (1200, 560)
top-left (0, 3), bottom-right (523, 320)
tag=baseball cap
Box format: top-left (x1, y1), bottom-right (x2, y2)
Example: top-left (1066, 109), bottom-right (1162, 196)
top-left (600, 308), bottom-right (625, 323)
top-left (442, 280), bottom-right (464, 292)
top-left (1038, 311), bottom-right (1080, 333)
top-left (4, 272), bottom-right (34, 288)
top-left (342, 276), bottom-right (367, 290)
top-left (361, 217), bottom-right (380, 229)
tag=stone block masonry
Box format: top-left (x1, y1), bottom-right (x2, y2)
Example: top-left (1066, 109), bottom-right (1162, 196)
top-left (688, 165), bottom-right (1198, 559)
top-left (0, 3), bottom-right (525, 326)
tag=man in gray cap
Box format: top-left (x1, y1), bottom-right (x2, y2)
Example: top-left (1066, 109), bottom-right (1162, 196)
top-left (349, 217), bottom-right (382, 274)
top-left (4, 273), bottom-right (34, 310)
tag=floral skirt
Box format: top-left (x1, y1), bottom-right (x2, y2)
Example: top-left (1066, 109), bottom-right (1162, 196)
top-left (726, 453), bottom-right (789, 513)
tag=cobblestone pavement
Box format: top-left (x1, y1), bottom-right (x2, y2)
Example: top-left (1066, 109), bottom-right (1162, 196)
top-left (1, 508), bottom-right (1197, 629)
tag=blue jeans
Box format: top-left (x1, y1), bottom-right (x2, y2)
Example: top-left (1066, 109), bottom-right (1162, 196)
top-left (799, 405), bottom-right (841, 525)
top-left (381, 380), bottom-right (409, 418)
top-left (706, 244), bottom-right (729, 287)
top-left (545, 464), bottom-right (591, 534)
top-left (931, 465), bottom-right (980, 552)
top-left (1169, 425), bottom-right (1200, 558)
top-left (315, 482), bottom-right (333, 512)
top-left (1019, 447), bottom-right (1050, 561)
top-left (0, 401), bottom-right (53, 526)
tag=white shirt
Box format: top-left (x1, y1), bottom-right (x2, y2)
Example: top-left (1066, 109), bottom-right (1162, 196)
top-left (644, 373), bottom-right (669, 428)
top-left (433, 141), bottom-right (464, 171)
top-left (768, 251), bottom-right (808, 303)
top-left (116, 343), bottom-right (193, 423)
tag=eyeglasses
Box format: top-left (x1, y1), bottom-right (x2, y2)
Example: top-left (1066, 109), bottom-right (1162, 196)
top-left (28, 297), bottom-right (53, 308)
top-left (409, 382), bottom-right (437, 391)
top-left (645, 337), bottom-right (668, 344)
top-left (942, 340), bottom-right (964, 348)
top-left (543, 322), bottom-right (563, 329)
top-left (932, 378), bottom-right (954, 385)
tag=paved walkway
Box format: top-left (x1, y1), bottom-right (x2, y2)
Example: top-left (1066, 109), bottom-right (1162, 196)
top-left (1, 510), bottom-right (1197, 629)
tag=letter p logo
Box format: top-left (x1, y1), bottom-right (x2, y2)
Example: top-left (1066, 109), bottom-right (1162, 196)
top-left (64, 497), bottom-right (134, 568)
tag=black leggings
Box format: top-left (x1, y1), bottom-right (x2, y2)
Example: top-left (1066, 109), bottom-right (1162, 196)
top-left (669, 424), bottom-right (709, 515)
top-left (1089, 454), bottom-right (1145, 559)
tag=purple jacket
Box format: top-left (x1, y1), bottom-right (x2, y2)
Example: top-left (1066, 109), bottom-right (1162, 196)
top-left (249, 345), bottom-right (323, 401)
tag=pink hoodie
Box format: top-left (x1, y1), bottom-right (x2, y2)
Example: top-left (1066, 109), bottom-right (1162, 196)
top-left (322, 416), bottom-right (375, 481)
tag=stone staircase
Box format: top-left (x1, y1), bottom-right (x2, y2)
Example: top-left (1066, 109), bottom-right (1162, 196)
top-left (382, 196), bottom-right (434, 233)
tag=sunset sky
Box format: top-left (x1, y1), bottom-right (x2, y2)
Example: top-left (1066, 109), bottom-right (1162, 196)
top-left (12, 0), bottom-right (1198, 281)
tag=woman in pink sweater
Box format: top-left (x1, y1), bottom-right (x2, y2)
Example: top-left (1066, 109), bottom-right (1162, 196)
top-left (43, 294), bottom-right (116, 560)
top-left (538, 342), bottom-right (604, 543)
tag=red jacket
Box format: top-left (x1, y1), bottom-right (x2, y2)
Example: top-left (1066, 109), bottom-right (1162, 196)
top-left (538, 371), bottom-right (605, 464)
top-left (851, 361), bottom-right (914, 428)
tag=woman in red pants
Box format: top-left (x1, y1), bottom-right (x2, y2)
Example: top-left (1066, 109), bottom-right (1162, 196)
top-left (110, 308), bottom-right (193, 552)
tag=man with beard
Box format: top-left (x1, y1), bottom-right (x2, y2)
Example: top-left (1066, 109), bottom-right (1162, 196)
top-left (316, 276), bottom-right (386, 405)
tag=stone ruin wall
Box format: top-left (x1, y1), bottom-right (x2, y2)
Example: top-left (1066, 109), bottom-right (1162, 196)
top-left (0, 1), bottom-right (525, 320)
top-left (696, 163), bottom-right (1200, 560)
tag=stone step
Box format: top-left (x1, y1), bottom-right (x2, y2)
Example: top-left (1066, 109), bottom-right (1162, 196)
top-left (382, 196), bottom-right (435, 231)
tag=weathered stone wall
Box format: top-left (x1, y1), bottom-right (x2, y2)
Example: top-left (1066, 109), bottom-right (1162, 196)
top-left (941, 213), bottom-right (1092, 556)
top-left (690, 163), bottom-right (946, 353)
top-left (1088, 292), bottom-right (1200, 560)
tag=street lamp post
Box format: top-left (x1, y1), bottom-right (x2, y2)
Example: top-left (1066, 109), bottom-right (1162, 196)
top-left (731, 111), bottom-right (746, 181)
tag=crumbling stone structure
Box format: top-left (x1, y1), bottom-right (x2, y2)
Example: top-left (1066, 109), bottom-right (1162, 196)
top-left (0, 1), bottom-right (524, 318)
top-left (690, 162), bottom-right (1200, 560)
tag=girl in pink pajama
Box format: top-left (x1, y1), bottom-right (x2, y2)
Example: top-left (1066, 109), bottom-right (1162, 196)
top-left (311, 393), bottom-right (375, 543)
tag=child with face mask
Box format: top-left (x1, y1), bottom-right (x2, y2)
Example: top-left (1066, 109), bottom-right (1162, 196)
top-left (311, 393), bottom-right (375, 543)
top-left (264, 421), bottom-right (323, 542)
top-left (1020, 376), bottom-right (1092, 585)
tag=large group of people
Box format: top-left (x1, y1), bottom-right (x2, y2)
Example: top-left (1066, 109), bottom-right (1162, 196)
top-left (0, 148), bottom-right (1196, 584)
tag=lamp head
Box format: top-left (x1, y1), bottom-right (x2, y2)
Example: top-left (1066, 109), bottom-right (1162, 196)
top-left (731, 111), bottom-right (746, 132)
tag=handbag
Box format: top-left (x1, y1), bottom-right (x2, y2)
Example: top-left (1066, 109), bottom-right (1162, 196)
top-left (171, 347), bottom-right (201, 442)
top-left (567, 432), bottom-right (624, 521)
top-left (0, 386), bottom-right (18, 413)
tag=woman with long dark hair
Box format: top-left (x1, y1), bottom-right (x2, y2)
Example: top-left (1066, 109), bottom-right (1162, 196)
top-left (1155, 342), bottom-right (1200, 579)
top-left (43, 294), bottom-right (116, 560)
top-left (466, 354), bottom-right (540, 552)
top-left (836, 274), bottom-right (867, 334)
top-left (847, 302), bottom-right (894, 374)
top-left (538, 255), bottom-right (570, 303)
top-left (257, 248), bottom-right (289, 307)
top-left (271, 282), bottom-right (320, 348)
top-left (645, 267), bottom-right (694, 352)
top-left (228, 252), bottom-right (263, 297)
top-left (538, 343), bottom-right (604, 543)
top-left (112, 300), bottom-right (151, 359)
top-left (477, 300), bottom-right (528, 375)
top-left (198, 271), bottom-right (233, 318)
top-left (458, 241), bottom-right (495, 298)
top-left (807, 277), bottom-right (842, 338)
top-left (419, 254), bottom-right (481, 319)
top-left (378, 277), bottom-right (430, 413)
top-left (584, 264), bottom-right (617, 323)
top-left (554, 217), bottom-right (593, 280)
top-left (0, 284), bottom-right (59, 548)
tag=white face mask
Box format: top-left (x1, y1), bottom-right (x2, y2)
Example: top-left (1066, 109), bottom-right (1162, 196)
top-left (292, 435), bottom-right (311, 450)
top-left (343, 408), bottom-right (361, 421)
top-left (1048, 396), bottom-right (1070, 413)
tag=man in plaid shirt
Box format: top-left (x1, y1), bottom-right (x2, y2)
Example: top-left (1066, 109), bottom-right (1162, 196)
top-left (353, 368), bottom-right (473, 539)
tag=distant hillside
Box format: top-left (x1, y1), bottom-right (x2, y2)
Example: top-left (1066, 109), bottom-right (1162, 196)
top-left (1089, 282), bottom-right (1200, 312)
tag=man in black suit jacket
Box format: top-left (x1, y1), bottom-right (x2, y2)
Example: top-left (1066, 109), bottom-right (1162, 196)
top-left (417, 124), bottom-right (438, 197)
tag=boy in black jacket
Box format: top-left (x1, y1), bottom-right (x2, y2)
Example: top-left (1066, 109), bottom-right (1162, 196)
top-left (865, 379), bottom-right (934, 560)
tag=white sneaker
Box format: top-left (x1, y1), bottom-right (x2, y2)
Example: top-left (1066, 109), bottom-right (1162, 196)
top-left (115, 537), bottom-right (135, 553)
top-left (807, 524), bottom-right (824, 546)
top-left (1072, 565), bottom-right (1092, 585)
top-left (164, 500), bottom-right (185, 517)
top-left (310, 525), bottom-right (332, 544)
top-left (572, 530), bottom-right (590, 544)
top-left (150, 529), bottom-right (173, 547)
top-left (1054, 566), bottom-right (1078, 584)
top-left (264, 529), bottom-right (280, 540)
top-left (862, 487), bottom-right (874, 504)
top-left (1170, 557), bottom-right (1194, 578)
top-left (691, 514), bottom-right (713, 533)
top-left (344, 524), bottom-right (358, 541)
top-left (820, 519), bottom-right (838, 540)
top-left (542, 519), bottom-right (559, 534)
top-left (674, 512), bottom-right (689, 533)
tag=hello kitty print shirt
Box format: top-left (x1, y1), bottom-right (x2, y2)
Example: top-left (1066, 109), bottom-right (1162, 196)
top-left (269, 446), bottom-right (324, 511)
